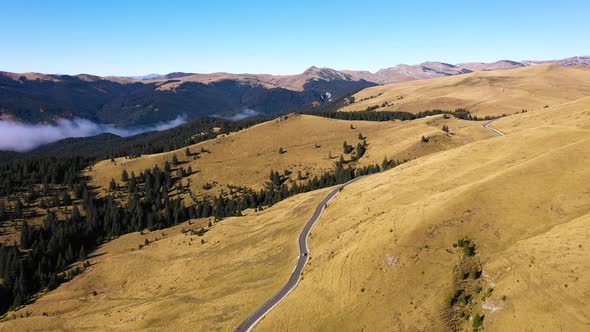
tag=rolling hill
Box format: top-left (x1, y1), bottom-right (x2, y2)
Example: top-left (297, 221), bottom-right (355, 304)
top-left (87, 113), bottom-right (493, 200)
top-left (338, 64), bottom-right (590, 116)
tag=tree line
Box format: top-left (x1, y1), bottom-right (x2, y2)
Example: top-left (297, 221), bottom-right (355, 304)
top-left (305, 108), bottom-right (503, 122)
top-left (304, 109), bottom-right (446, 121)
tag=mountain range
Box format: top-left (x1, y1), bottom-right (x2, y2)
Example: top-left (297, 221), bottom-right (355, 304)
top-left (0, 55), bottom-right (588, 126)
top-left (128, 55), bottom-right (590, 85)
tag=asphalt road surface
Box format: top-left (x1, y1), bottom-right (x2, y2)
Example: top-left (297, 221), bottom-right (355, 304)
top-left (483, 118), bottom-right (505, 136)
top-left (235, 176), bottom-right (365, 332)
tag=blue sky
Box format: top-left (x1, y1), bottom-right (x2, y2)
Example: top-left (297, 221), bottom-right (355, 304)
top-left (1, 0), bottom-right (589, 76)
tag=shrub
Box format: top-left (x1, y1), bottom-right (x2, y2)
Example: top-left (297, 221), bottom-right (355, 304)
top-left (473, 313), bottom-right (484, 329)
top-left (471, 269), bottom-right (482, 279)
top-left (448, 289), bottom-right (464, 306)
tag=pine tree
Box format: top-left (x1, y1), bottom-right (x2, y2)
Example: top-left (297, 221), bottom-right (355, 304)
top-left (382, 157), bottom-right (390, 170)
top-left (185, 147), bottom-right (191, 157)
top-left (15, 199), bottom-right (24, 218)
top-left (355, 143), bottom-right (366, 160)
top-left (79, 246), bottom-right (87, 261)
top-left (109, 179), bottom-right (117, 191)
top-left (62, 192), bottom-right (72, 206)
top-left (121, 169), bottom-right (129, 182)
top-left (20, 220), bottom-right (31, 249)
top-left (172, 154), bottom-right (179, 166)
top-left (128, 176), bottom-right (137, 194)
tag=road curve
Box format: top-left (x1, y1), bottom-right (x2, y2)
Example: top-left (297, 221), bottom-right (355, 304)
top-left (235, 176), bottom-right (366, 332)
top-left (483, 118), bottom-right (505, 136)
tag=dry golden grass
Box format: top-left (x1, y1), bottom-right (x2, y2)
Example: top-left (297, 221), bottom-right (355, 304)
top-left (87, 114), bottom-right (493, 200)
top-left (254, 108), bottom-right (590, 331)
top-left (494, 96), bottom-right (590, 134)
top-left (0, 188), bottom-right (332, 331)
top-left (339, 64), bottom-right (590, 116)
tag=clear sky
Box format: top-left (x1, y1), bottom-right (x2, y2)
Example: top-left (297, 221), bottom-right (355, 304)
top-left (1, 0), bottom-right (589, 76)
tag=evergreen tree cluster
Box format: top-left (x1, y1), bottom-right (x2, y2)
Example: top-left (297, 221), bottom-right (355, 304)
top-left (305, 110), bottom-right (446, 121)
top-left (450, 108), bottom-right (502, 121)
top-left (305, 108), bottom-right (504, 122)
top-left (0, 164), bottom-right (195, 312)
top-left (0, 156), bottom-right (92, 197)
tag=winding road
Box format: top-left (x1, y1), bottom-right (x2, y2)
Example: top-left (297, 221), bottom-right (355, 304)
top-left (236, 119), bottom-right (504, 332)
top-left (235, 176), bottom-right (365, 332)
top-left (483, 118), bottom-right (505, 136)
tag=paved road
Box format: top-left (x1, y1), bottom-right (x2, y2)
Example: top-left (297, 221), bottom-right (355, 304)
top-left (235, 176), bottom-right (366, 332)
top-left (483, 118), bottom-right (505, 136)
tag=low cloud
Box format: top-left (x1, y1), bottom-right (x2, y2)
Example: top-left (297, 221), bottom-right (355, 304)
top-left (0, 115), bottom-right (187, 152)
top-left (217, 109), bottom-right (261, 121)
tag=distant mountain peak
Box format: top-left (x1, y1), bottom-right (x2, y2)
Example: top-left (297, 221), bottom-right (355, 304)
top-left (302, 66), bottom-right (352, 81)
top-left (304, 65), bottom-right (320, 73)
top-left (128, 73), bottom-right (161, 80)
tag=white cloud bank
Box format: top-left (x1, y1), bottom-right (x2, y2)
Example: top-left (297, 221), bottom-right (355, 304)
top-left (0, 115), bottom-right (187, 152)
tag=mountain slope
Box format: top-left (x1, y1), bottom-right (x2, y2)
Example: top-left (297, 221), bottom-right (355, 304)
top-left (457, 60), bottom-right (526, 72)
top-left (343, 61), bottom-right (472, 84)
top-left (255, 98), bottom-right (590, 331)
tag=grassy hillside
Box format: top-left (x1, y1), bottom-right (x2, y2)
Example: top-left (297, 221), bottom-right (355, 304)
top-left (338, 64), bottom-right (590, 117)
top-left (0, 188), bottom-right (332, 331)
top-left (87, 114), bottom-right (493, 200)
top-left (255, 102), bottom-right (590, 331)
top-left (493, 96), bottom-right (590, 134)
